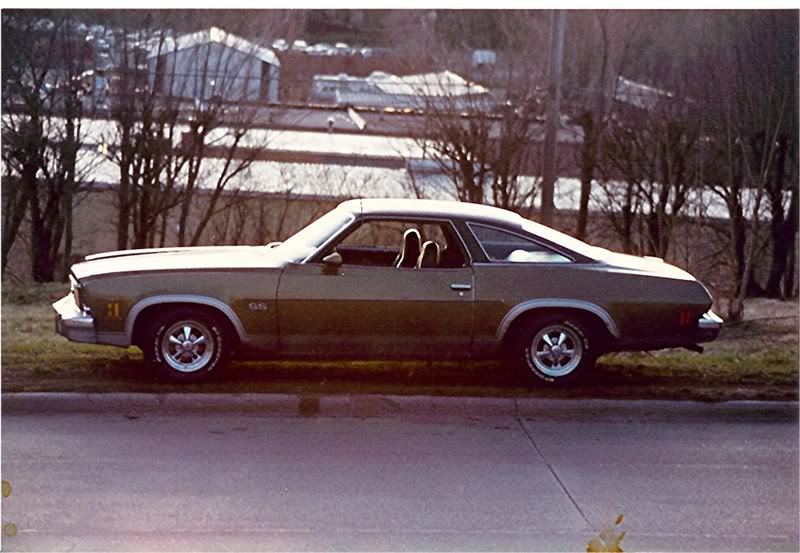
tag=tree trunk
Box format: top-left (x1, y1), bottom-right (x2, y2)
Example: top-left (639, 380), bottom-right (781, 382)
top-left (621, 183), bottom-right (634, 254)
top-left (29, 196), bottom-right (56, 283)
top-left (116, 126), bottom-right (132, 251)
top-left (1, 177), bottom-right (30, 275)
top-left (61, 113), bottom-right (79, 279)
top-left (731, 208), bottom-right (747, 303)
top-left (62, 192), bottom-right (74, 278)
top-left (177, 146), bottom-right (204, 247)
top-left (576, 111), bottom-right (596, 240)
top-left (764, 135), bottom-right (789, 297)
top-left (177, 193), bottom-right (192, 247)
top-left (785, 233), bottom-right (798, 298)
top-left (26, 165), bottom-right (50, 282)
top-left (158, 209), bottom-right (169, 248)
top-left (783, 186), bottom-right (798, 297)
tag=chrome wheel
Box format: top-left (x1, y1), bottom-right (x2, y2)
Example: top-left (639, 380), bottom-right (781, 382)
top-left (160, 320), bottom-right (215, 373)
top-left (530, 324), bottom-right (583, 377)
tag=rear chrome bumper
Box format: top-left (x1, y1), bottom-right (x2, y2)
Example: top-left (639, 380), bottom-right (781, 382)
top-left (53, 294), bottom-right (96, 344)
top-left (695, 310), bottom-right (723, 343)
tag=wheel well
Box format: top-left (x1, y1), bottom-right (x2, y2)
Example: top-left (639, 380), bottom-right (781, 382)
top-left (502, 307), bottom-right (614, 348)
top-left (131, 302), bottom-right (240, 348)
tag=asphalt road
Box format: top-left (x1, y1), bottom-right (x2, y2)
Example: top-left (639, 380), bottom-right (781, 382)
top-left (1, 397), bottom-right (798, 552)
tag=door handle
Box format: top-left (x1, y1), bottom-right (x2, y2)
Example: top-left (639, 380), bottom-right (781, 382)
top-left (450, 283), bottom-right (472, 291)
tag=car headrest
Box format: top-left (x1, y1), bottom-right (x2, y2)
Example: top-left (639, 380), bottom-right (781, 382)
top-left (397, 228), bottom-right (421, 268)
top-left (418, 241), bottom-right (440, 269)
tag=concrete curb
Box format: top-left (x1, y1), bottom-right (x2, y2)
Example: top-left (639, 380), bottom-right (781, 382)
top-left (2, 392), bottom-right (797, 421)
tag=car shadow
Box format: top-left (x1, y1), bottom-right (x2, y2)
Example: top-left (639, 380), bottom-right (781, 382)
top-left (10, 352), bottom-right (778, 401)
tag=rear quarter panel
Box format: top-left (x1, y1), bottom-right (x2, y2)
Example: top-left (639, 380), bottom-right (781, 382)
top-left (472, 263), bottom-right (712, 352)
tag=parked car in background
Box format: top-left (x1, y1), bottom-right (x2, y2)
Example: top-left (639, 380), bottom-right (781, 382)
top-left (54, 199), bottom-right (722, 385)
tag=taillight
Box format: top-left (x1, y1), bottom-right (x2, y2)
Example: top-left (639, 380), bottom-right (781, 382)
top-left (679, 310), bottom-right (693, 326)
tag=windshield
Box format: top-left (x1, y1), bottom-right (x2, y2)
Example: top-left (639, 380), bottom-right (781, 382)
top-left (274, 208), bottom-right (355, 263)
top-left (522, 220), bottom-right (603, 260)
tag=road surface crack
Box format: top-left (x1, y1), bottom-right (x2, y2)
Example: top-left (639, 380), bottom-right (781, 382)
top-left (513, 406), bottom-right (594, 531)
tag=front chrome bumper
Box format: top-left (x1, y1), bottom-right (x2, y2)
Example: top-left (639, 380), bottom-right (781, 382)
top-left (53, 294), bottom-right (96, 343)
top-left (695, 310), bottom-right (723, 343)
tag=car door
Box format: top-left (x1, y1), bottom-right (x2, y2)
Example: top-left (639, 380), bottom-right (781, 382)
top-left (275, 218), bottom-right (474, 359)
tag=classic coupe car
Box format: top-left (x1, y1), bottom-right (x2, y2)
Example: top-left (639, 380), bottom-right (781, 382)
top-left (54, 198), bottom-right (722, 385)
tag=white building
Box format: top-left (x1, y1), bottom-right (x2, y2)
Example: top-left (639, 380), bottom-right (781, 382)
top-left (614, 76), bottom-right (674, 111)
top-left (311, 70), bottom-right (493, 112)
top-left (147, 27), bottom-right (280, 104)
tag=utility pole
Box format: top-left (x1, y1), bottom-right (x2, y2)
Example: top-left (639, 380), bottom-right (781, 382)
top-left (540, 9), bottom-right (565, 226)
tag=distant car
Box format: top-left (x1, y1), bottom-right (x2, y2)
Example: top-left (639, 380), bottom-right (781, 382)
top-left (54, 199), bottom-right (722, 385)
top-left (95, 38), bottom-right (111, 52)
top-left (33, 18), bottom-right (54, 32)
top-left (334, 42), bottom-right (352, 54)
top-left (307, 43), bottom-right (334, 56)
top-left (95, 51), bottom-right (113, 70)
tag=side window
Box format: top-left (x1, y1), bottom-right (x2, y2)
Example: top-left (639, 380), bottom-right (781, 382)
top-left (341, 220), bottom-right (407, 249)
top-left (469, 224), bottom-right (571, 263)
top-left (331, 219), bottom-right (467, 268)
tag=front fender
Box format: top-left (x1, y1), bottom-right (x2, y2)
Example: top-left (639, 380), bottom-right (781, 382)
top-left (125, 295), bottom-right (248, 346)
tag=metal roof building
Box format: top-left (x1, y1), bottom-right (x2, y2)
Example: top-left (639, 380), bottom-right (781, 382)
top-left (147, 27), bottom-right (280, 104)
top-left (311, 70), bottom-right (493, 111)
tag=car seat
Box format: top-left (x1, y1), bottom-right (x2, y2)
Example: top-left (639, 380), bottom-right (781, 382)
top-left (396, 229), bottom-right (422, 268)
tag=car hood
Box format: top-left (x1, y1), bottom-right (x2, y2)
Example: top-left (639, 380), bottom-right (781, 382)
top-left (72, 246), bottom-right (287, 281)
top-left (596, 250), bottom-right (696, 280)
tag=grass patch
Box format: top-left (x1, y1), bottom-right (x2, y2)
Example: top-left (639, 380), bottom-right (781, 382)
top-left (2, 283), bottom-right (798, 400)
top-left (2, 283), bottom-right (66, 306)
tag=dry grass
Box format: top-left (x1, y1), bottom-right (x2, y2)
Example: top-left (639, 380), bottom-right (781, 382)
top-left (1, 283), bottom-right (798, 400)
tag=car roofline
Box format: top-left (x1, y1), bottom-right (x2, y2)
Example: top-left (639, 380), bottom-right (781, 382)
top-left (337, 198), bottom-right (524, 227)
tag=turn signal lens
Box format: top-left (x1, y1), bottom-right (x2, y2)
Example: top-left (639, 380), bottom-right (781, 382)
top-left (69, 275), bottom-right (82, 308)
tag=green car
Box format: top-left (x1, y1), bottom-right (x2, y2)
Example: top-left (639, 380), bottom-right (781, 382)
top-left (54, 198), bottom-right (722, 385)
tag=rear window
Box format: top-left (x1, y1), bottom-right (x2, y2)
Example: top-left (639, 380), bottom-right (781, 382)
top-left (468, 224), bottom-right (571, 263)
top-left (521, 220), bottom-right (602, 260)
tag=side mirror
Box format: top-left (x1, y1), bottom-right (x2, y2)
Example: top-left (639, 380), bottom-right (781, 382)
top-left (322, 252), bottom-right (343, 267)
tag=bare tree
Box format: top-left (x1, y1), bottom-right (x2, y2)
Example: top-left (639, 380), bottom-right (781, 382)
top-left (0, 172), bottom-right (28, 276)
top-left (399, 12), bottom-right (550, 215)
top-left (104, 19), bottom-right (274, 250)
top-left (176, 113), bottom-right (267, 247)
top-left (593, 177), bottom-right (640, 255)
top-left (763, 129), bottom-right (798, 298)
top-left (599, 95), bottom-right (701, 258)
top-left (695, 11), bottom-right (797, 318)
top-left (1, 12), bottom-right (95, 281)
top-left (563, 10), bottom-right (655, 240)
top-left (102, 23), bottom-right (179, 250)
top-left (205, 163), bottom-right (377, 247)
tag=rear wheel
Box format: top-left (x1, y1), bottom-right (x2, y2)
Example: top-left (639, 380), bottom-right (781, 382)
top-left (512, 314), bottom-right (598, 386)
top-left (142, 307), bottom-right (231, 383)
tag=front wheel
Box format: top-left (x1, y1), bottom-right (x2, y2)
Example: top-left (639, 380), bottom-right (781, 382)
top-left (142, 307), bottom-right (231, 383)
top-left (512, 314), bottom-right (598, 386)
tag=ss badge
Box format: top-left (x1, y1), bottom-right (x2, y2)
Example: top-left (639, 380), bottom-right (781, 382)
top-left (248, 301), bottom-right (268, 311)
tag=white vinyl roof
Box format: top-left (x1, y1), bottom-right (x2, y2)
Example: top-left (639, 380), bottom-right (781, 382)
top-left (147, 27), bottom-right (280, 66)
